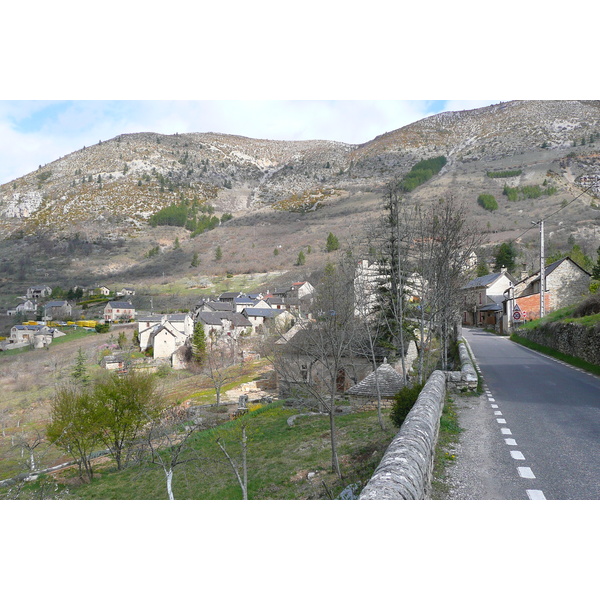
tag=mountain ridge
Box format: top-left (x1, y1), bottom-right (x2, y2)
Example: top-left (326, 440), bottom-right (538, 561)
top-left (1, 100), bottom-right (599, 300)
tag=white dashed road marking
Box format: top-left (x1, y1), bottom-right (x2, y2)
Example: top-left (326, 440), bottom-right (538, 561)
top-left (518, 467), bottom-right (536, 479)
top-left (526, 490), bottom-right (547, 500)
top-left (480, 376), bottom-right (546, 499)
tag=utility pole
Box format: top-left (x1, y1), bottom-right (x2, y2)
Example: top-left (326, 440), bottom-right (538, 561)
top-left (532, 219), bottom-right (546, 318)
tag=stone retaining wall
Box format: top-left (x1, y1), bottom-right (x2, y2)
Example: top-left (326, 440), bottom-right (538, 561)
top-left (359, 370), bottom-right (446, 500)
top-left (514, 322), bottom-right (600, 366)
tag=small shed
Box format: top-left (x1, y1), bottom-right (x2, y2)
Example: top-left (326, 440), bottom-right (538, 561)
top-left (346, 360), bottom-right (406, 411)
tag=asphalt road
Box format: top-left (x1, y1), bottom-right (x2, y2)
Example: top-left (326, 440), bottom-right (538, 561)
top-left (448, 328), bottom-right (600, 500)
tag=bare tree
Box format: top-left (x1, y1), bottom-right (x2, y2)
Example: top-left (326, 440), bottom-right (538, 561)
top-left (204, 338), bottom-right (246, 406)
top-left (347, 235), bottom-right (390, 431)
top-left (272, 259), bottom-right (358, 479)
top-left (215, 419), bottom-right (249, 500)
top-left (142, 405), bottom-right (204, 500)
top-left (13, 429), bottom-right (48, 472)
top-left (378, 185), bottom-right (486, 381)
top-left (411, 196), bottom-right (487, 377)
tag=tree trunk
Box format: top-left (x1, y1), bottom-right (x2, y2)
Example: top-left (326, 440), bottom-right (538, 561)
top-left (328, 409), bottom-right (342, 479)
top-left (241, 425), bottom-right (248, 501)
top-left (165, 468), bottom-right (174, 500)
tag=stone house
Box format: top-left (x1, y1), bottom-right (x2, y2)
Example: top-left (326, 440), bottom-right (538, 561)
top-left (242, 307), bottom-right (292, 332)
top-left (26, 285), bottom-right (52, 300)
top-left (233, 295), bottom-right (258, 313)
top-left (462, 270), bottom-right (515, 327)
top-left (104, 301), bottom-right (135, 323)
top-left (274, 323), bottom-right (375, 402)
top-left (193, 300), bottom-right (235, 318)
top-left (196, 310), bottom-right (252, 340)
top-left (289, 281), bottom-right (315, 299)
top-left (511, 257), bottom-right (591, 320)
top-left (43, 300), bottom-right (72, 321)
top-left (218, 291), bottom-right (242, 303)
top-left (9, 324), bottom-right (65, 348)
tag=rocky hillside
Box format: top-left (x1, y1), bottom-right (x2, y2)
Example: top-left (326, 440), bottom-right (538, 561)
top-left (1, 100), bottom-right (599, 295)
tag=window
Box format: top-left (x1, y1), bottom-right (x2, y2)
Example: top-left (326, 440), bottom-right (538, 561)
top-left (300, 364), bottom-right (308, 382)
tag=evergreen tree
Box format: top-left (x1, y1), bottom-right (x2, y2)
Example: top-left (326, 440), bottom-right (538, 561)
top-left (476, 260), bottom-right (490, 277)
top-left (326, 232), bottom-right (340, 252)
top-left (191, 251), bottom-right (200, 267)
top-left (71, 348), bottom-right (90, 387)
top-left (493, 242), bottom-right (518, 272)
top-left (192, 322), bottom-right (207, 364)
top-left (215, 246), bottom-right (222, 261)
top-left (296, 250), bottom-right (306, 266)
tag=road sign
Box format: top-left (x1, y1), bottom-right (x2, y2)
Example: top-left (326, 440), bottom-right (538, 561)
top-left (513, 310), bottom-right (522, 321)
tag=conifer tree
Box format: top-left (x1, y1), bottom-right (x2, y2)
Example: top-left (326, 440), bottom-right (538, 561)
top-left (326, 232), bottom-right (340, 252)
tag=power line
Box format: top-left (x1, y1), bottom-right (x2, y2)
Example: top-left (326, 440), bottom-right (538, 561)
top-left (511, 180), bottom-right (596, 244)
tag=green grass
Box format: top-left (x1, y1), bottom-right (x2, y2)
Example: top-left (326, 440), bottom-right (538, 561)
top-left (8, 401), bottom-right (398, 500)
top-left (430, 396), bottom-right (462, 499)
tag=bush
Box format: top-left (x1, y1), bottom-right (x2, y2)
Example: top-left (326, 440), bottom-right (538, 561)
top-left (477, 193), bottom-right (498, 211)
top-left (95, 323), bottom-right (110, 333)
top-left (573, 293), bottom-right (600, 318)
top-left (399, 156), bottom-right (447, 192)
top-left (390, 382), bottom-right (424, 428)
top-left (487, 169), bottom-right (522, 178)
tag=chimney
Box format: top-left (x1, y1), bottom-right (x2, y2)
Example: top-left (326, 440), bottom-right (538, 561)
top-left (501, 266), bottom-right (507, 273)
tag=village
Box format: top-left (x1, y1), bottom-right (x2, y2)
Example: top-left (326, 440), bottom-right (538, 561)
top-left (1, 254), bottom-right (592, 386)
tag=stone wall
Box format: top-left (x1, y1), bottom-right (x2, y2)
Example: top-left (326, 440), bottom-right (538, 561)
top-left (359, 370), bottom-right (446, 500)
top-left (514, 322), bottom-right (600, 366)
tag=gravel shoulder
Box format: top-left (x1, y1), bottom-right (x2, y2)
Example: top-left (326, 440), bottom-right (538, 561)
top-left (434, 391), bottom-right (516, 500)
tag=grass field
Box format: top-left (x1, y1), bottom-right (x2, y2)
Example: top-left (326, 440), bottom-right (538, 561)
top-left (6, 400), bottom-right (399, 500)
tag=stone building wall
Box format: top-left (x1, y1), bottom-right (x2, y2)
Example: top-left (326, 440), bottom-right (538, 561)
top-left (546, 260), bottom-right (591, 309)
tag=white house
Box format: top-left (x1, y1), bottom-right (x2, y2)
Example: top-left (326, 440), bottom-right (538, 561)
top-left (7, 299), bottom-right (37, 316)
top-left (138, 314), bottom-right (194, 353)
top-left (150, 322), bottom-right (189, 359)
top-left (462, 270), bottom-right (515, 326)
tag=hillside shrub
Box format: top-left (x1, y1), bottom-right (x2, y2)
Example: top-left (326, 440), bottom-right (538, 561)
top-left (503, 184), bottom-right (519, 201)
top-left (149, 204), bottom-right (188, 227)
top-left (502, 183), bottom-right (555, 202)
top-left (399, 156), bottom-right (447, 192)
top-left (521, 185), bottom-right (543, 199)
top-left (487, 169), bottom-right (522, 178)
top-left (390, 382), bottom-right (425, 428)
top-left (477, 194), bottom-right (498, 211)
top-left (573, 293), bottom-right (600, 318)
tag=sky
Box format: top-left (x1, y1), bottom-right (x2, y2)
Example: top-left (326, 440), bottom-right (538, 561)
top-left (0, 99), bottom-right (500, 185)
